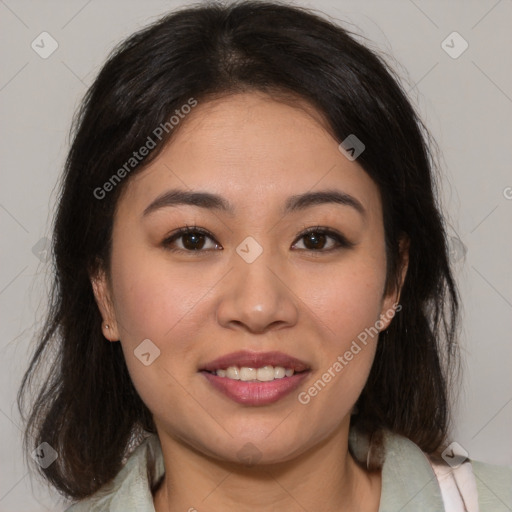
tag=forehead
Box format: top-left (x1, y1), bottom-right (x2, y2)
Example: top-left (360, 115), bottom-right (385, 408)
top-left (116, 92), bottom-right (382, 222)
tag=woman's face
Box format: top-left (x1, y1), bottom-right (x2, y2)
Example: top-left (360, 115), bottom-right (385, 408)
top-left (92, 91), bottom-right (405, 464)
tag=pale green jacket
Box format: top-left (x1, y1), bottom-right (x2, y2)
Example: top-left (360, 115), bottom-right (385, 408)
top-left (65, 428), bottom-right (511, 511)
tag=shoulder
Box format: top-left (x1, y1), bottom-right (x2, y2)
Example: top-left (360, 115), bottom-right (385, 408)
top-left (64, 434), bottom-right (164, 512)
top-left (471, 459), bottom-right (512, 511)
top-left (376, 429), bottom-right (447, 511)
top-left (349, 427), bottom-right (447, 510)
top-left (353, 427), bottom-right (512, 511)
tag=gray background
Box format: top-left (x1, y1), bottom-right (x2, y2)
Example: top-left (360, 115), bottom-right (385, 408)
top-left (1, 0), bottom-right (511, 510)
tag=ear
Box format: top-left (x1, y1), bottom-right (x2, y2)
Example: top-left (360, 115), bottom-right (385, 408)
top-left (378, 235), bottom-right (409, 331)
top-left (90, 266), bottom-right (120, 342)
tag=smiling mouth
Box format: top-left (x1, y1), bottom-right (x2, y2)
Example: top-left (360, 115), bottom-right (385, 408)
top-left (199, 350), bottom-right (311, 405)
top-left (200, 367), bottom-right (311, 406)
top-left (202, 365), bottom-right (308, 382)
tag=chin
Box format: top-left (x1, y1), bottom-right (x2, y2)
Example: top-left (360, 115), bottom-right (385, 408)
top-left (206, 433), bottom-right (308, 466)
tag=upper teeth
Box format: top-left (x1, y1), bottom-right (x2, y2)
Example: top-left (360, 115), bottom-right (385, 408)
top-left (214, 366), bottom-right (295, 381)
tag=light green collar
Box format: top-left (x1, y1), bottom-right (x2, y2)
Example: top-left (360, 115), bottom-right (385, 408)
top-left (66, 427), bottom-right (445, 511)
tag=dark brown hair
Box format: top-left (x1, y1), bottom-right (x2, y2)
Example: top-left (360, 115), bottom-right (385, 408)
top-left (18, 0), bottom-right (460, 500)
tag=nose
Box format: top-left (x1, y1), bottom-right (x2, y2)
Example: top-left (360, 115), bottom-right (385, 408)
top-left (215, 249), bottom-right (299, 334)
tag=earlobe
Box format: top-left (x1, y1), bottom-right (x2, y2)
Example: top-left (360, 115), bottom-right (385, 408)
top-left (90, 269), bottom-right (120, 342)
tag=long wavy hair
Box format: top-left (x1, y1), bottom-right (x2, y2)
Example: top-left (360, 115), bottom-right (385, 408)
top-left (18, 0), bottom-right (460, 500)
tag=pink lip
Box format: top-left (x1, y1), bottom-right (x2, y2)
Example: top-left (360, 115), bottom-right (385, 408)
top-left (199, 350), bottom-right (311, 406)
top-left (201, 370), bottom-right (311, 406)
top-left (199, 350), bottom-right (310, 373)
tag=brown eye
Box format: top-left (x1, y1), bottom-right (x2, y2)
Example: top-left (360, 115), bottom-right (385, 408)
top-left (162, 225), bottom-right (354, 254)
top-left (302, 231), bottom-right (328, 250)
top-left (292, 227), bottom-right (355, 252)
top-left (162, 226), bottom-right (220, 252)
top-left (180, 232), bottom-right (207, 250)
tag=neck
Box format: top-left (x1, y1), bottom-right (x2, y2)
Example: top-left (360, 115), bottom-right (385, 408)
top-left (153, 423), bottom-right (381, 512)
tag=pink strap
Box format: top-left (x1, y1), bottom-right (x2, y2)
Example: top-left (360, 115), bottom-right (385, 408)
top-left (427, 456), bottom-right (480, 512)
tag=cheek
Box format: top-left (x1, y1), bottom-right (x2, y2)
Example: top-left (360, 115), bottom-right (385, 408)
top-left (109, 245), bottom-right (210, 392)
top-left (298, 255), bottom-right (387, 345)
top-left (110, 246), bottom-right (206, 343)
top-left (110, 252), bottom-right (212, 420)
top-left (293, 255), bottom-right (386, 417)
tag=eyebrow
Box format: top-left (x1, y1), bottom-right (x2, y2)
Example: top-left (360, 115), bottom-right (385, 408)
top-left (142, 188), bottom-right (366, 219)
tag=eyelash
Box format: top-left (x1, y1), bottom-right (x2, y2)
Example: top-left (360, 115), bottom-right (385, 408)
top-left (161, 224), bottom-right (355, 254)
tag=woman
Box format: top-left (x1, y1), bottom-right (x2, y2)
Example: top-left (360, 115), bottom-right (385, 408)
top-left (18, 1), bottom-right (511, 511)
